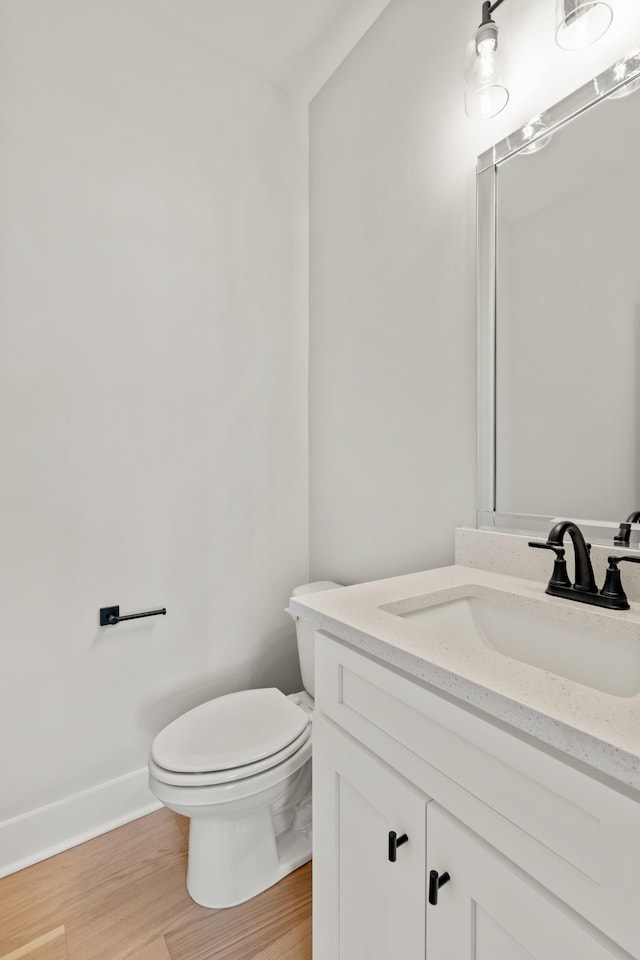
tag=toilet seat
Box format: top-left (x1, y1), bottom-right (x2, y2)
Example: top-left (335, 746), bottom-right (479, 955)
top-left (150, 687), bottom-right (311, 787)
top-left (149, 723), bottom-right (311, 787)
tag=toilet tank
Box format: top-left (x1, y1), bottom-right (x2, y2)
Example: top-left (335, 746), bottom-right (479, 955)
top-left (288, 581), bottom-right (342, 698)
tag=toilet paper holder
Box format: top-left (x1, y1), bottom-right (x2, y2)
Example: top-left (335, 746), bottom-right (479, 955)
top-left (99, 604), bottom-right (167, 626)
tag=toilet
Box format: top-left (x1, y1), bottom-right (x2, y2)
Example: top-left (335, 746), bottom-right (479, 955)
top-left (148, 580), bottom-right (341, 908)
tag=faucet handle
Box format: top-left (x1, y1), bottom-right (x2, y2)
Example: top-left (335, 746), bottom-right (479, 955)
top-left (609, 555), bottom-right (640, 566)
top-left (599, 555), bottom-right (640, 608)
top-left (528, 541), bottom-right (565, 558)
top-left (614, 523), bottom-right (632, 546)
top-left (614, 512), bottom-right (640, 546)
top-left (528, 541), bottom-right (571, 589)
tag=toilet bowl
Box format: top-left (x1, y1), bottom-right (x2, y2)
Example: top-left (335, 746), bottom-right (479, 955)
top-left (148, 580), bottom-right (341, 908)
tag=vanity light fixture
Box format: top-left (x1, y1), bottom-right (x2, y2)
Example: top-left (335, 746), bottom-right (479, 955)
top-left (555, 0), bottom-right (613, 51)
top-left (466, 0), bottom-right (614, 120)
top-left (464, 0), bottom-right (509, 121)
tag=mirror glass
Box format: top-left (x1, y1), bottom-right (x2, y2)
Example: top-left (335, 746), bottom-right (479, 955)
top-left (480, 54), bottom-right (640, 533)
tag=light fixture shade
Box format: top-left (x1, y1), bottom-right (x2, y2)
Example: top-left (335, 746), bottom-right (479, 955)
top-left (464, 21), bottom-right (509, 121)
top-left (556, 0), bottom-right (613, 50)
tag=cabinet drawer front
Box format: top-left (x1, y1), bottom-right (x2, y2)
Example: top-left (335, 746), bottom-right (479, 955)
top-left (315, 632), bottom-right (640, 956)
top-left (427, 804), bottom-right (633, 960)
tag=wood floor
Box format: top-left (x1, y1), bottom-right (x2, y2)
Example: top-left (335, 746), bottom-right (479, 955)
top-left (0, 810), bottom-right (311, 960)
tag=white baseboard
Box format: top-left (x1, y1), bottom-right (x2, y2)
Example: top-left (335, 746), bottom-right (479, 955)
top-left (0, 768), bottom-right (162, 878)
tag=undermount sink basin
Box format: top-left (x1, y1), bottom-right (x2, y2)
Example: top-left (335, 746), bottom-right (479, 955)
top-left (396, 595), bottom-right (640, 698)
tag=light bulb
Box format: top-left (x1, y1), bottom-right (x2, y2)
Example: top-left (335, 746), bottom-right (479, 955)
top-left (464, 20), bottom-right (509, 121)
top-left (477, 37), bottom-right (497, 56)
top-left (478, 48), bottom-right (498, 81)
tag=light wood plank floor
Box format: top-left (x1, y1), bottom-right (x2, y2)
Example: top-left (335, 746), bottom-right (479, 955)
top-left (0, 810), bottom-right (311, 960)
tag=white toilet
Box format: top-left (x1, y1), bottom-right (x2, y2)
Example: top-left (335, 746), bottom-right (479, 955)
top-left (148, 580), bottom-right (341, 908)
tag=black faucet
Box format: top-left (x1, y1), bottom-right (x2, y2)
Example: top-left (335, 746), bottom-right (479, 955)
top-left (529, 520), bottom-right (637, 610)
top-left (614, 511), bottom-right (640, 546)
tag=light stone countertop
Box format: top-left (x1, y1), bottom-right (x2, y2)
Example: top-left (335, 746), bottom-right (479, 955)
top-left (290, 565), bottom-right (640, 796)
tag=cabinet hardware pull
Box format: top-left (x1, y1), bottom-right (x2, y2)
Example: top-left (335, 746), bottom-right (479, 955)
top-left (388, 831), bottom-right (408, 862)
top-left (428, 869), bottom-right (451, 905)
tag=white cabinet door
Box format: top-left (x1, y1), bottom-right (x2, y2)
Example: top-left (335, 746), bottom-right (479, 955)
top-left (313, 714), bottom-right (429, 960)
top-left (426, 804), bottom-right (631, 960)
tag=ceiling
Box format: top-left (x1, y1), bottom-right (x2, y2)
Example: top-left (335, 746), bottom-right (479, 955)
top-left (128, 0), bottom-right (393, 101)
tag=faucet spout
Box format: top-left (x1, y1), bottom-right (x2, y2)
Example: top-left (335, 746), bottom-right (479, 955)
top-left (546, 521), bottom-right (597, 594)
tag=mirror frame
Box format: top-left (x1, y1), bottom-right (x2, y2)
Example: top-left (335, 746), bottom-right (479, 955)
top-left (476, 48), bottom-right (640, 538)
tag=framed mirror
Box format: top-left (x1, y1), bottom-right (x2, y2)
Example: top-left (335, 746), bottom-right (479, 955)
top-left (477, 48), bottom-right (640, 542)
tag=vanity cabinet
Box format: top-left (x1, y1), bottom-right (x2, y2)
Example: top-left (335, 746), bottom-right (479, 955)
top-left (312, 632), bottom-right (640, 960)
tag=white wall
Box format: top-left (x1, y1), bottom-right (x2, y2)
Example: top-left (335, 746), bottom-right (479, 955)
top-left (4, 0), bottom-right (640, 875)
top-left (0, 0), bottom-right (308, 865)
top-left (309, 0), bottom-right (640, 585)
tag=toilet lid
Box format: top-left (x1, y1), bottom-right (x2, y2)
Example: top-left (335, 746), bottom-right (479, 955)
top-left (149, 724), bottom-right (311, 787)
top-left (151, 688), bottom-right (310, 774)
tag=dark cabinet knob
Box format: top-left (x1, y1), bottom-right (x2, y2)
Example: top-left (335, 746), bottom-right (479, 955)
top-left (388, 830), bottom-right (408, 862)
top-left (428, 869), bottom-right (451, 905)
